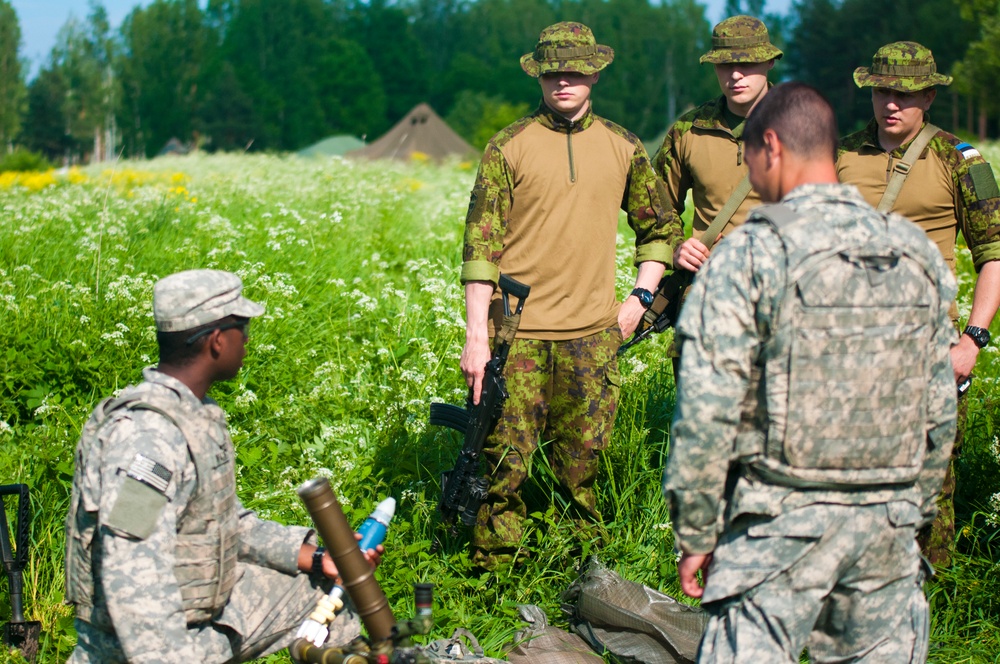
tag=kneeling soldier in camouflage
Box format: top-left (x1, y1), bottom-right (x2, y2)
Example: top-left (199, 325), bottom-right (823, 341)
top-left (665, 83), bottom-right (957, 662)
top-left (65, 269), bottom-right (379, 663)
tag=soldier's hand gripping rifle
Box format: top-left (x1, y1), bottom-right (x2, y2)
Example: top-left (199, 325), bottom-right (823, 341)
top-left (617, 269), bottom-right (692, 355)
top-left (429, 275), bottom-right (530, 532)
top-left (619, 173), bottom-right (752, 355)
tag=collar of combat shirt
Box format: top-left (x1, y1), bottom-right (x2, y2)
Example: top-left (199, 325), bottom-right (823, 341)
top-left (853, 117), bottom-right (933, 158)
top-left (690, 95), bottom-right (732, 134)
top-left (533, 100), bottom-right (596, 133)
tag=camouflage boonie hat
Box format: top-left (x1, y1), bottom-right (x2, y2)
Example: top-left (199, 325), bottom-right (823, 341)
top-left (700, 15), bottom-right (783, 64)
top-left (153, 269), bottom-right (264, 332)
top-left (853, 41), bottom-right (953, 91)
top-left (520, 22), bottom-right (614, 78)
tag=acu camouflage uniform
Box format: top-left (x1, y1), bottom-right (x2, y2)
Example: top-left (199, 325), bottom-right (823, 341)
top-left (461, 22), bottom-right (677, 567)
top-left (65, 271), bottom-right (358, 663)
top-left (664, 184), bottom-right (957, 662)
top-left (837, 41), bottom-right (1000, 565)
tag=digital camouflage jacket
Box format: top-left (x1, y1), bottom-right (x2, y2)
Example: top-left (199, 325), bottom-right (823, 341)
top-left (664, 184), bottom-right (957, 555)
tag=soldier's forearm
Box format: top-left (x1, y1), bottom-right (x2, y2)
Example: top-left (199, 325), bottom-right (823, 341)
top-left (967, 260), bottom-right (1000, 329)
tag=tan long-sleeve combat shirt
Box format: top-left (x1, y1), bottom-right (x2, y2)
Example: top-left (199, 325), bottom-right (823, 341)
top-left (461, 103), bottom-right (678, 340)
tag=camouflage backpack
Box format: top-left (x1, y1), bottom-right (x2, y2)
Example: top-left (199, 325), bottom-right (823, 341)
top-left (738, 203), bottom-right (944, 489)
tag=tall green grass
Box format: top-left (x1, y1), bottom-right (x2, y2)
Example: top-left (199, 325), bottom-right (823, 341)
top-left (0, 152), bottom-right (998, 662)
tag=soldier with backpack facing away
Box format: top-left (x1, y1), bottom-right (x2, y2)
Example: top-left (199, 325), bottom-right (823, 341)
top-left (664, 83), bottom-right (957, 662)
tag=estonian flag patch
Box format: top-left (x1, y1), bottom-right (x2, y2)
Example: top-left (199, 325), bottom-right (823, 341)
top-left (956, 142), bottom-right (981, 160)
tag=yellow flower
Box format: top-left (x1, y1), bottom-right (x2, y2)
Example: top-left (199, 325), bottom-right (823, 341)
top-left (67, 168), bottom-right (88, 185)
top-left (399, 177), bottom-right (424, 192)
top-left (21, 171), bottom-right (57, 191)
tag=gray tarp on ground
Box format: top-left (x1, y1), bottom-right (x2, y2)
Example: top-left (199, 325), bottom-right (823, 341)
top-left (562, 558), bottom-right (708, 664)
top-left (506, 605), bottom-right (604, 664)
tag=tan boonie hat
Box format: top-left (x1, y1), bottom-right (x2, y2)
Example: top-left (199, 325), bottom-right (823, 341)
top-left (520, 22), bottom-right (614, 78)
top-left (700, 15), bottom-right (783, 65)
top-left (853, 41), bottom-right (952, 91)
top-left (153, 269), bottom-right (264, 332)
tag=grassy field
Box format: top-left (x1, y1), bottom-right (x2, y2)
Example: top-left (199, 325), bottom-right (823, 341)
top-left (1, 150), bottom-right (999, 663)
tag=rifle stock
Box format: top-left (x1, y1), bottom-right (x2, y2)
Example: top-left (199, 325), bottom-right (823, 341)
top-left (431, 275), bottom-right (530, 530)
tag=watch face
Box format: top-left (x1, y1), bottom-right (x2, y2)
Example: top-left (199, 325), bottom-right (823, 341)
top-left (633, 289), bottom-right (654, 307)
top-left (966, 326), bottom-right (991, 348)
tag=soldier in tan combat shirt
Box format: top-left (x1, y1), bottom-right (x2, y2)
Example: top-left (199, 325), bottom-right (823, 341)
top-left (838, 41), bottom-right (1000, 566)
top-left (460, 22), bottom-right (677, 570)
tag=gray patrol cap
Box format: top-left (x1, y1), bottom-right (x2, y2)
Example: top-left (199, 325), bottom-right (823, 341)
top-left (153, 269), bottom-right (264, 332)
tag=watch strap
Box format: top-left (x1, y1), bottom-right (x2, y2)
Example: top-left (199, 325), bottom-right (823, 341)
top-left (631, 288), bottom-right (654, 308)
top-left (964, 325), bottom-right (990, 348)
top-left (312, 546), bottom-right (326, 575)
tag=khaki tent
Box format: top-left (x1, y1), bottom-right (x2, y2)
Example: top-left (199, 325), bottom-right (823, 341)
top-left (349, 103), bottom-right (475, 161)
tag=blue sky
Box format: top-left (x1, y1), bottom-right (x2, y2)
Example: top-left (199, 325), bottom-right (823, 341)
top-left (11, 0), bottom-right (793, 78)
top-left (12, 0), bottom-right (151, 73)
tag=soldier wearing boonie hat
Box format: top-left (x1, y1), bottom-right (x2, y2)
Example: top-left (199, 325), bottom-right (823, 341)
top-left (838, 41), bottom-right (1000, 568)
top-left (698, 15), bottom-right (783, 65)
top-left (66, 269), bottom-right (377, 662)
top-left (518, 21), bottom-right (614, 77)
top-left (652, 15), bottom-right (781, 382)
top-left (460, 21), bottom-right (677, 570)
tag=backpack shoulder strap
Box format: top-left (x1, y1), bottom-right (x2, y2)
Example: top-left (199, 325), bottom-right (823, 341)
top-left (877, 123), bottom-right (940, 213)
top-left (702, 173), bottom-right (752, 250)
top-left (747, 202), bottom-right (801, 231)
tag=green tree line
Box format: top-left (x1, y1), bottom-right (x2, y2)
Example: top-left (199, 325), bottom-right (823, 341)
top-left (0, 0), bottom-right (999, 163)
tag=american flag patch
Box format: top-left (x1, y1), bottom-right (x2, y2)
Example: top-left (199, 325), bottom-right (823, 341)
top-left (956, 142), bottom-right (981, 159)
top-left (126, 454), bottom-right (173, 494)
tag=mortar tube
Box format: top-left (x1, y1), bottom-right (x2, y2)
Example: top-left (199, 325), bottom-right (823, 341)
top-left (297, 478), bottom-right (396, 643)
top-left (289, 639), bottom-right (369, 664)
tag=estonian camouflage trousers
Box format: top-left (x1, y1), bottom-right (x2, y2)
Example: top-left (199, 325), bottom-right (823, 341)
top-left (69, 563), bottom-right (360, 663)
top-left (472, 327), bottom-right (622, 566)
top-left (919, 391), bottom-right (967, 567)
top-left (697, 502), bottom-right (929, 664)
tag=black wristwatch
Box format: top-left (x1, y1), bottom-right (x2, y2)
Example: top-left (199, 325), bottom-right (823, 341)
top-left (631, 287), bottom-right (654, 309)
top-left (312, 546), bottom-right (326, 575)
top-left (963, 325), bottom-right (991, 349)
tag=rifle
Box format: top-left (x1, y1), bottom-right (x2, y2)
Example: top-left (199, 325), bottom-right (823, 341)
top-left (617, 269), bottom-right (692, 355)
top-left (429, 274), bottom-right (530, 531)
top-left (618, 173), bottom-right (753, 355)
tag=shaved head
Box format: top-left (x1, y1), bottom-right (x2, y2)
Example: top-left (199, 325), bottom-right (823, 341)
top-left (744, 82), bottom-right (838, 163)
